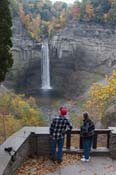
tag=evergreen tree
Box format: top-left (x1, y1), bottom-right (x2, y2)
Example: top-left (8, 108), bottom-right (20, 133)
top-left (0, 0), bottom-right (13, 83)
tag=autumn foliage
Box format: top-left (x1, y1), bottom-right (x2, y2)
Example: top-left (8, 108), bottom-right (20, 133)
top-left (0, 92), bottom-right (44, 143)
top-left (10, 0), bottom-right (81, 41)
top-left (10, 0), bottom-right (116, 41)
top-left (85, 70), bottom-right (116, 119)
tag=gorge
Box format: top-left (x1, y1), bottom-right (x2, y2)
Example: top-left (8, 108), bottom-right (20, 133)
top-left (5, 15), bottom-right (116, 99)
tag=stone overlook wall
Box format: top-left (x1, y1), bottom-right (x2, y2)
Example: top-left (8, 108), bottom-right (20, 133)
top-left (0, 127), bottom-right (51, 175)
top-left (109, 127), bottom-right (116, 159)
top-left (0, 127), bottom-right (116, 175)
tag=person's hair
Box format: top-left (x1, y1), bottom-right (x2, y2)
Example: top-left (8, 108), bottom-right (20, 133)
top-left (60, 107), bottom-right (63, 111)
top-left (83, 112), bottom-right (89, 119)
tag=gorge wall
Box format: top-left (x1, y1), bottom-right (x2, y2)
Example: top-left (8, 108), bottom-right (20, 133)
top-left (5, 16), bottom-right (116, 98)
top-left (50, 21), bottom-right (116, 97)
top-left (5, 15), bottom-right (42, 95)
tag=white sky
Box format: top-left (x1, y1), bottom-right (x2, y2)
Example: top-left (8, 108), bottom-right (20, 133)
top-left (51, 0), bottom-right (81, 4)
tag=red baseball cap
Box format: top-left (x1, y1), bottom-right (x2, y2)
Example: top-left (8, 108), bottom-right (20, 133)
top-left (60, 107), bottom-right (67, 116)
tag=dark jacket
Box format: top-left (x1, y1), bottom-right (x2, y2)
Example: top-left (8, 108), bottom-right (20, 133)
top-left (80, 119), bottom-right (95, 138)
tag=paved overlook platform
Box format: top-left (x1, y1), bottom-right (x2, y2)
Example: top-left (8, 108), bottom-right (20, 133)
top-left (0, 127), bottom-right (116, 175)
top-left (47, 157), bottom-right (116, 175)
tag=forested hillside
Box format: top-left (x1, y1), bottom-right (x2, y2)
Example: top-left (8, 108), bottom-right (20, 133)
top-left (10, 0), bottom-right (116, 41)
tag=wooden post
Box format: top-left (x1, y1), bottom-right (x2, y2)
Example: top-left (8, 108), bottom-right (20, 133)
top-left (107, 131), bottom-right (110, 148)
top-left (66, 132), bottom-right (71, 149)
top-left (79, 136), bottom-right (83, 149)
top-left (93, 132), bottom-right (97, 149)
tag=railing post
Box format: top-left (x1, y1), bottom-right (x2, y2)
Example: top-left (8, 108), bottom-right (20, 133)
top-left (79, 136), bottom-right (83, 149)
top-left (66, 132), bottom-right (71, 149)
top-left (107, 131), bottom-right (110, 148)
top-left (93, 132), bottom-right (97, 149)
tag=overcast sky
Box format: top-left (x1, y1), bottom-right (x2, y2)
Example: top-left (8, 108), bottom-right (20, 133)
top-left (51, 0), bottom-right (81, 4)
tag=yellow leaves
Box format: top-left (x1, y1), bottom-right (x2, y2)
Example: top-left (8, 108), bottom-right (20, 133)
top-left (85, 70), bottom-right (116, 119)
top-left (17, 0), bottom-right (70, 40)
top-left (103, 13), bottom-right (108, 22)
top-left (85, 3), bottom-right (94, 19)
top-left (59, 14), bottom-right (66, 27)
top-left (0, 92), bottom-right (44, 144)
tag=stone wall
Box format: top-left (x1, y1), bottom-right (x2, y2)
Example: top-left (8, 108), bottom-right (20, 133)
top-left (0, 127), bottom-right (31, 175)
top-left (37, 134), bottom-right (51, 155)
top-left (0, 127), bottom-right (50, 175)
top-left (0, 127), bottom-right (116, 175)
top-left (109, 127), bottom-right (116, 159)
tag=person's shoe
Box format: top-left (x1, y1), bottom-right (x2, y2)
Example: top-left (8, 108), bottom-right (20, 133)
top-left (51, 158), bottom-right (56, 163)
top-left (82, 155), bottom-right (85, 158)
top-left (81, 158), bottom-right (86, 162)
top-left (82, 155), bottom-right (91, 160)
top-left (81, 158), bottom-right (90, 162)
top-left (57, 160), bottom-right (62, 164)
top-left (85, 158), bottom-right (90, 162)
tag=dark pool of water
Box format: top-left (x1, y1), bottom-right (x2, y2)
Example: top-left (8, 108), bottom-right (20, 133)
top-left (30, 89), bottom-right (65, 106)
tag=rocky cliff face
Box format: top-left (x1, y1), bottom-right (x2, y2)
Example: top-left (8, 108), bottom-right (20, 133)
top-left (50, 22), bottom-right (116, 97)
top-left (5, 15), bottom-right (42, 95)
top-left (5, 17), bottom-right (116, 98)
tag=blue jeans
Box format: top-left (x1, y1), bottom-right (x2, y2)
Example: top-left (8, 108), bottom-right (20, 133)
top-left (51, 138), bottom-right (64, 161)
top-left (83, 138), bottom-right (93, 159)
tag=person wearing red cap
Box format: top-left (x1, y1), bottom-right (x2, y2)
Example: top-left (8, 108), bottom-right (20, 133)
top-left (50, 107), bottom-right (72, 163)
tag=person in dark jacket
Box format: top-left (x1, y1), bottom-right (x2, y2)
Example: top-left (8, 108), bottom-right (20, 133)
top-left (80, 112), bottom-right (95, 162)
top-left (50, 107), bottom-right (72, 163)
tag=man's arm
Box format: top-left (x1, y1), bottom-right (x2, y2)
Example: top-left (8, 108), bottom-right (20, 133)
top-left (50, 119), bottom-right (55, 136)
top-left (66, 119), bottom-right (73, 131)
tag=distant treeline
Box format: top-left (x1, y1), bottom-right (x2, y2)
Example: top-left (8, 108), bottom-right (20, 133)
top-left (10, 0), bottom-right (116, 41)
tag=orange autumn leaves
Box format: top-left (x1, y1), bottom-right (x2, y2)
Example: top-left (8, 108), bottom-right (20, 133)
top-left (85, 70), bottom-right (116, 119)
top-left (13, 0), bottom-right (81, 41)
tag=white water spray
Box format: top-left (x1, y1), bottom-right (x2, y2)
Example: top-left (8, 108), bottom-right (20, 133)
top-left (41, 41), bottom-right (52, 90)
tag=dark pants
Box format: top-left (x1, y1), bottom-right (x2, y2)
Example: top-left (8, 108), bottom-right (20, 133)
top-left (51, 138), bottom-right (64, 161)
top-left (83, 137), bottom-right (93, 159)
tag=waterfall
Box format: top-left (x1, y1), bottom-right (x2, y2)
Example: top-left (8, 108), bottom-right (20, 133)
top-left (41, 41), bottom-right (52, 90)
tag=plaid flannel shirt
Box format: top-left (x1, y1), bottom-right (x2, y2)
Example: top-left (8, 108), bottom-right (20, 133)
top-left (50, 116), bottom-right (72, 139)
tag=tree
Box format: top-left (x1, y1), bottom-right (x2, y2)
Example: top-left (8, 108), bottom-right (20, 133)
top-left (91, 0), bottom-right (111, 23)
top-left (85, 2), bottom-right (94, 20)
top-left (0, 0), bottom-right (13, 83)
top-left (72, 4), bottom-right (80, 19)
top-left (85, 70), bottom-right (116, 119)
top-left (0, 92), bottom-right (44, 143)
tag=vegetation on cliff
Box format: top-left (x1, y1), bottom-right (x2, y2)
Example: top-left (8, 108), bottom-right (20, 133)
top-left (0, 0), bottom-right (13, 83)
top-left (10, 0), bottom-right (116, 41)
top-left (0, 92), bottom-right (44, 143)
top-left (85, 70), bottom-right (116, 120)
